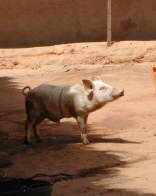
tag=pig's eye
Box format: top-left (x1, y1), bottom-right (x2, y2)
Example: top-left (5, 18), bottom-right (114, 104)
top-left (99, 86), bottom-right (106, 90)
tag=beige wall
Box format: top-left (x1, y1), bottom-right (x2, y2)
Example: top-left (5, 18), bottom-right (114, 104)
top-left (0, 0), bottom-right (156, 47)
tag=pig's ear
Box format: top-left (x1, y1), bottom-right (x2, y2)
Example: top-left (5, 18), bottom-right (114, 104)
top-left (82, 80), bottom-right (94, 100)
top-left (92, 76), bottom-right (101, 81)
top-left (82, 79), bottom-right (93, 90)
top-left (88, 91), bottom-right (93, 100)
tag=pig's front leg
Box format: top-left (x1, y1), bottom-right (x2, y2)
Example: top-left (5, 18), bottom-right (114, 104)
top-left (24, 119), bottom-right (33, 144)
top-left (76, 115), bottom-right (89, 145)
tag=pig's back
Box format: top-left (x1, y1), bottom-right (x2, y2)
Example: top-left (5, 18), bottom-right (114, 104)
top-left (33, 84), bottom-right (62, 97)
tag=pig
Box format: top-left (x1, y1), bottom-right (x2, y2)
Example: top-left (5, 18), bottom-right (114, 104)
top-left (22, 77), bottom-right (124, 145)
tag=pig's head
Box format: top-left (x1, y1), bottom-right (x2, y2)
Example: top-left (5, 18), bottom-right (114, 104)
top-left (82, 77), bottom-right (124, 106)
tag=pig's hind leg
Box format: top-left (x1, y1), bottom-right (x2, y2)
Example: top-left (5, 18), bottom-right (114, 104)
top-left (33, 115), bottom-right (45, 143)
top-left (24, 118), bottom-right (34, 144)
top-left (24, 115), bottom-right (44, 144)
top-left (24, 100), bottom-right (43, 144)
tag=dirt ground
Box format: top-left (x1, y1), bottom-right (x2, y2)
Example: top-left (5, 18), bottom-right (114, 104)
top-left (0, 41), bottom-right (156, 196)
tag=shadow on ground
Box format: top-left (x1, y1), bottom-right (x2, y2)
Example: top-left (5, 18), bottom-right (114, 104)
top-left (0, 77), bottom-right (154, 196)
top-left (0, 77), bottom-right (25, 168)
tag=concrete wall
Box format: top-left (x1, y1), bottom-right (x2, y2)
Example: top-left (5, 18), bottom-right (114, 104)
top-left (0, 0), bottom-right (156, 47)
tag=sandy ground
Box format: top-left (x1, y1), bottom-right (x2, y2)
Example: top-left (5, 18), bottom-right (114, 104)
top-left (0, 41), bottom-right (156, 196)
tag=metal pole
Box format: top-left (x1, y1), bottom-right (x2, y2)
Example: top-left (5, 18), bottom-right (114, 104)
top-left (107, 0), bottom-right (112, 46)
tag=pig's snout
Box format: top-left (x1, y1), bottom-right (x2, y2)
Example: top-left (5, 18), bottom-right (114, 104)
top-left (119, 89), bottom-right (124, 96)
top-left (112, 88), bottom-right (124, 99)
top-left (122, 89), bottom-right (124, 96)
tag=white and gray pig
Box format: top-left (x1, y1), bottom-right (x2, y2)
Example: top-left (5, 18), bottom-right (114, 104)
top-left (22, 77), bottom-right (124, 145)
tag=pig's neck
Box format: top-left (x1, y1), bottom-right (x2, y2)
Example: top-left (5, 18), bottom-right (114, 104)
top-left (86, 96), bottom-right (105, 113)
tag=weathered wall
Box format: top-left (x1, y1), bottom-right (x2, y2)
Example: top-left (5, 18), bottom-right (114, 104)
top-left (0, 0), bottom-right (156, 47)
top-left (113, 0), bottom-right (156, 40)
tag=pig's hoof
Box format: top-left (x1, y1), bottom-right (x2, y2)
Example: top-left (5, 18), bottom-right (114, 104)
top-left (36, 138), bottom-right (42, 143)
top-left (83, 139), bottom-right (90, 145)
top-left (24, 138), bottom-right (29, 145)
top-left (56, 120), bottom-right (60, 124)
top-left (81, 134), bottom-right (90, 145)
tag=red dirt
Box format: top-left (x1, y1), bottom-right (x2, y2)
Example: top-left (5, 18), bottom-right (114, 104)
top-left (0, 41), bottom-right (156, 196)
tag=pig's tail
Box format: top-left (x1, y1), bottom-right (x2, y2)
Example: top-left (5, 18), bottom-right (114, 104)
top-left (22, 86), bottom-right (31, 96)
